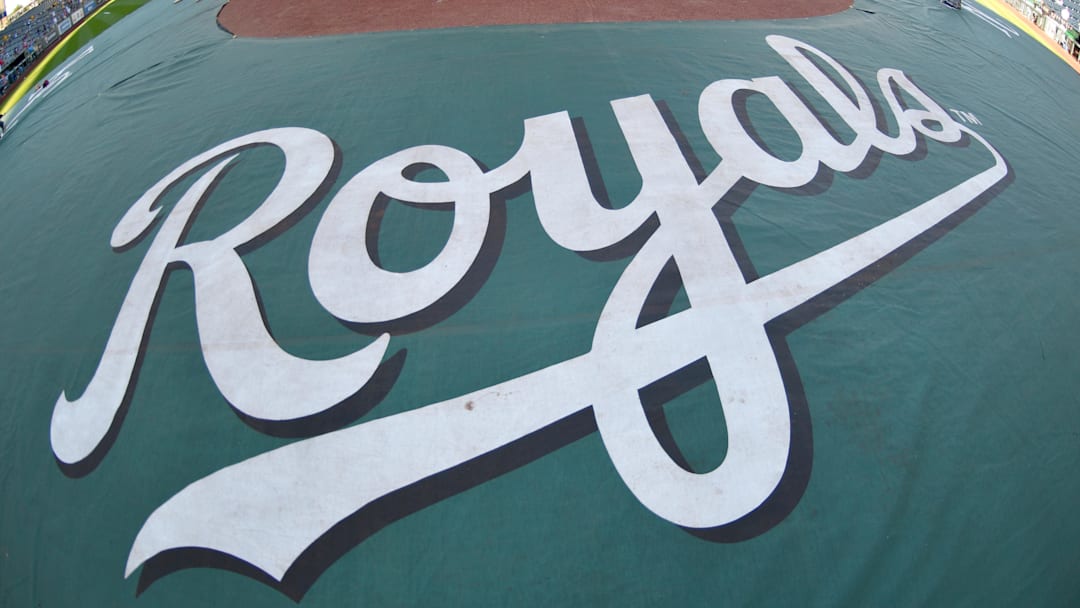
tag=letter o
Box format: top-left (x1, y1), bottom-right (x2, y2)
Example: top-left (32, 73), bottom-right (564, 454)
top-left (309, 145), bottom-right (491, 324)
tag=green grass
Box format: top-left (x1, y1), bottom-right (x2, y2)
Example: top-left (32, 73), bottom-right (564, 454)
top-left (1, 0), bottom-right (151, 113)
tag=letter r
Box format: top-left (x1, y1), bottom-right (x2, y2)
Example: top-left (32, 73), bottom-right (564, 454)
top-left (51, 128), bottom-right (389, 474)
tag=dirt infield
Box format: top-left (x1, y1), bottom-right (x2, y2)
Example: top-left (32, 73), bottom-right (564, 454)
top-left (217, 0), bottom-right (852, 38)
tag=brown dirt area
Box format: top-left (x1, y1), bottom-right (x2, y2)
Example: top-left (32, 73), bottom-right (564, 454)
top-left (217, 0), bottom-right (853, 38)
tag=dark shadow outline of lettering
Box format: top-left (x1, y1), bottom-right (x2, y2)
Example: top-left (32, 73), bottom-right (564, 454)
top-left (365, 194), bottom-right (455, 268)
top-left (339, 162), bottom-right (518, 337)
top-left (634, 256), bottom-right (688, 329)
top-left (639, 356), bottom-right (719, 474)
top-left (635, 258), bottom-right (712, 473)
top-left (366, 163), bottom-right (452, 269)
top-left (624, 244), bottom-right (811, 542)
top-left (131, 85), bottom-right (1014, 595)
top-left (732, 89), bottom-right (785, 161)
top-left (886, 77), bottom-right (930, 163)
top-left (655, 101), bottom-right (708, 184)
top-left (713, 70), bottom-right (960, 287)
top-left (57, 261), bottom-right (172, 478)
top-left (571, 116), bottom-right (662, 262)
top-left (233, 348), bottom-right (408, 438)
top-left (364, 193), bottom-right (391, 269)
top-left (630, 93), bottom-right (1005, 542)
top-left (239, 140), bottom-right (345, 256)
top-left (59, 140), bottom-right (343, 477)
top-left (777, 50), bottom-right (895, 180)
top-left (687, 141), bottom-right (1012, 543)
top-left (714, 178), bottom-right (764, 283)
top-left (787, 82), bottom-right (854, 145)
top-left (571, 117), bottom-right (616, 209)
top-left (829, 63), bottom-right (891, 179)
top-left (58, 157), bottom-right (244, 478)
top-left (685, 330), bottom-right (814, 542)
top-left (229, 143), bottom-right (405, 438)
top-left (136, 408), bottom-right (600, 602)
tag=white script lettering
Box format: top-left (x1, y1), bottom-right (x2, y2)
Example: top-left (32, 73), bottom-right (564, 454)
top-left (47, 36), bottom-right (1009, 584)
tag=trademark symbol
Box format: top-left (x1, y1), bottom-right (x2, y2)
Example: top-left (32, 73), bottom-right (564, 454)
top-left (949, 108), bottom-right (982, 125)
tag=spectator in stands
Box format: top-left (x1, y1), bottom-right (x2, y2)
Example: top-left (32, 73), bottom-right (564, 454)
top-left (1, 0), bottom-right (91, 102)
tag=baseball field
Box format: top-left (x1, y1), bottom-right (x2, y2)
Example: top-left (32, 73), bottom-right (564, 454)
top-left (1, 0), bottom-right (1078, 606)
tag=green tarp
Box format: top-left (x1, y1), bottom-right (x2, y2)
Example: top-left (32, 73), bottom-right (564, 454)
top-left (1, 0), bottom-right (1078, 606)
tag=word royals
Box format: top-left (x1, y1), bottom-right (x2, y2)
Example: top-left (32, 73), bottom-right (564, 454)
top-left (51, 36), bottom-right (1008, 584)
